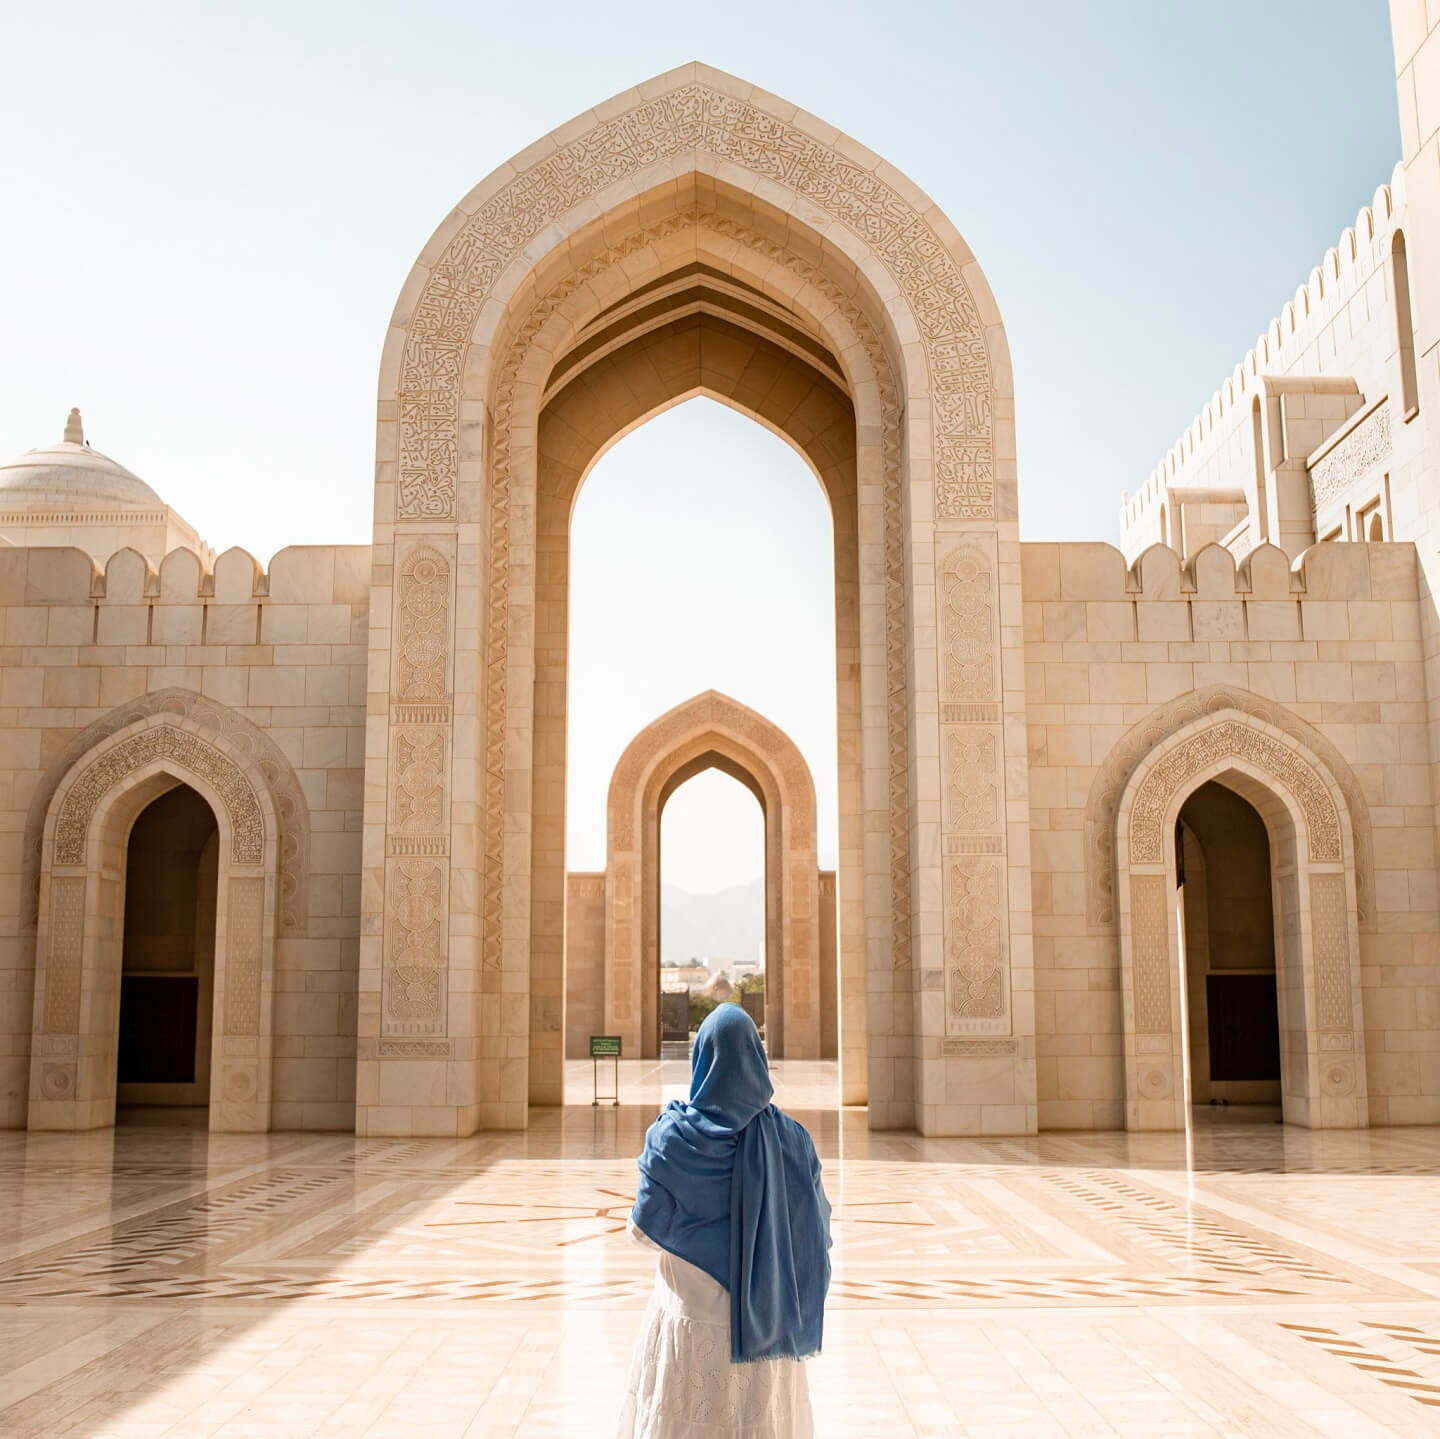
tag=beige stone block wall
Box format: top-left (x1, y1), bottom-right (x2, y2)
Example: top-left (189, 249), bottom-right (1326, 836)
top-left (564, 873), bottom-right (605, 1061)
top-left (1023, 537), bottom-right (1440, 1128)
top-left (0, 543), bottom-right (369, 1130)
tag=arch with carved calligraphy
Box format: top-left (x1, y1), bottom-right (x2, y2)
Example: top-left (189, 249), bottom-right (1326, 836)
top-left (28, 713), bottom-right (280, 1132)
top-left (1114, 708), bottom-right (1367, 1131)
top-left (361, 62), bottom-right (1032, 1137)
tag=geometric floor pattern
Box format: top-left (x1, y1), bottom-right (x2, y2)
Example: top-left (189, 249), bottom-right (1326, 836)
top-left (4, 1062), bottom-right (1440, 1435)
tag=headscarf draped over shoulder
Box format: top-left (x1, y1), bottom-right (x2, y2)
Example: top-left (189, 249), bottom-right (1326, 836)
top-left (631, 1003), bottom-right (832, 1363)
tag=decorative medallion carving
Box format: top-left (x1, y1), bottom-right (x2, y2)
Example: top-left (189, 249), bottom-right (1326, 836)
top-left (383, 860), bottom-right (447, 1033)
top-left (392, 728), bottom-right (446, 833)
top-left (54, 725), bottom-right (265, 868)
top-left (395, 544), bottom-right (452, 703)
top-left (940, 544), bottom-right (997, 700)
top-left (947, 730), bottom-right (999, 831)
top-left (42, 876), bottom-right (86, 1034)
top-left (944, 858), bottom-right (1008, 1028)
top-left (1129, 720), bottom-right (1340, 865)
top-left (1129, 873), bottom-right (1171, 1034)
top-left (223, 877), bottom-right (265, 1037)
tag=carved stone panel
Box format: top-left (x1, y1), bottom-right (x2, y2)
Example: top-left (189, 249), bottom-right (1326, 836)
top-left (382, 859), bottom-right (449, 1036)
top-left (383, 536), bottom-right (455, 1037)
top-left (396, 81), bottom-right (994, 524)
top-left (43, 876), bottom-right (86, 1034)
top-left (1129, 873), bottom-right (1172, 1035)
top-left (943, 857), bottom-right (1010, 1033)
top-left (55, 726), bottom-right (264, 867)
top-left (936, 535), bottom-right (1010, 1036)
top-left (1309, 871), bottom-right (1354, 1033)
top-left (223, 877), bottom-right (265, 1038)
top-left (1129, 722), bottom-right (1340, 866)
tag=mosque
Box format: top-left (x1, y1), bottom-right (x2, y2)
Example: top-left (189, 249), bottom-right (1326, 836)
top-left (3, 16), bottom-right (1440, 1148)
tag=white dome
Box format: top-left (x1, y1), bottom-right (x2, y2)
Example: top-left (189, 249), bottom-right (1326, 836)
top-left (0, 410), bottom-right (164, 510)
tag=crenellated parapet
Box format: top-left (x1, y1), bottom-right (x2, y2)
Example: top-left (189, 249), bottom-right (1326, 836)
top-left (1121, 167), bottom-right (1413, 563)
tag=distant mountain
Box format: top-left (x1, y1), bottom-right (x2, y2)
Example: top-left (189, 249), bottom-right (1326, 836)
top-left (661, 877), bottom-right (764, 968)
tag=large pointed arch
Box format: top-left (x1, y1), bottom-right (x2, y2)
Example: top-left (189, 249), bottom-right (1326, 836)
top-left (360, 64), bottom-right (1034, 1138)
top-left (604, 691), bottom-right (822, 1064)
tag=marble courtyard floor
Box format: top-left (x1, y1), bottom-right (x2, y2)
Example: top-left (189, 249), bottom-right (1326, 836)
top-left (3, 1064), bottom-right (1440, 1436)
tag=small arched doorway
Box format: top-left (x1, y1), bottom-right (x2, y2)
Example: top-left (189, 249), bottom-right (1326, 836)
top-left (1177, 782), bottom-right (1281, 1116)
top-left (1116, 707), bottom-right (1367, 1130)
top-left (116, 784), bottom-right (219, 1120)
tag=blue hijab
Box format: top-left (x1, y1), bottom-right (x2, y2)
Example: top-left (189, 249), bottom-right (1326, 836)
top-left (631, 1003), bottom-right (832, 1363)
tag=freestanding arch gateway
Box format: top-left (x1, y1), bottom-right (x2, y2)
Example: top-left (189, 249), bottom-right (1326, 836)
top-left (604, 692), bottom-right (824, 1064)
top-left (358, 63), bottom-right (1036, 1136)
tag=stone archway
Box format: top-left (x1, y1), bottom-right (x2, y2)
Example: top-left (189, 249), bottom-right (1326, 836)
top-left (603, 692), bottom-right (822, 1064)
top-left (361, 63), bottom-right (1035, 1137)
top-left (1115, 709), bottom-right (1367, 1130)
top-left (28, 714), bottom-right (280, 1132)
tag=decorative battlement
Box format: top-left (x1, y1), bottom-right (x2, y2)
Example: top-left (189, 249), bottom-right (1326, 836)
top-left (1122, 165), bottom-right (1406, 537)
top-left (0, 542), bottom-right (371, 607)
top-left (1021, 536), bottom-right (1417, 605)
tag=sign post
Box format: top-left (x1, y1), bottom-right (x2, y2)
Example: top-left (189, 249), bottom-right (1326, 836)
top-left (590, 1035), bottom-right (621, 1107)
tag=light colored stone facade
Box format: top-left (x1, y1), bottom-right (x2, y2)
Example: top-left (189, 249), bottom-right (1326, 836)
top-left (1, 24), bottom-right (1438, 1136)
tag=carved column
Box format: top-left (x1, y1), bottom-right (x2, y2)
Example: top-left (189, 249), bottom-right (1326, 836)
top-left (921, 529), bottom-right (1036, 1133)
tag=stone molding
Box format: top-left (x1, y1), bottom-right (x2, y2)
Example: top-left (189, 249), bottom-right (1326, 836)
top-left (22, 688), bottom-right (308, 934)
top-left (54, 724), bottom-right (264, 868)
top-left (393, 77), bottom-right (994, 525)
top-left (483, 207), bottom-right (913, 982)
top-left (1084, 685), bottom-right (1374, 930)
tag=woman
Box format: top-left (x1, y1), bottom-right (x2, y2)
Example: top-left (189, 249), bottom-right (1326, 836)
top-left (619, 1002), bottom-right (832, 1438)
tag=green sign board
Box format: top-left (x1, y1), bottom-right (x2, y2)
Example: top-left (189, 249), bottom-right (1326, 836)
top-left (590, 1035), bottom-right (622, 1058)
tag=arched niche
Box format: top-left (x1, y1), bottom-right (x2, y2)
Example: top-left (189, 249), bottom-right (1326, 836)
top-left (28, 714), bottom-right (280, 1132)
top-left (1115, 709), bottom-right (1367, 1131)
top-left (605, 692), bottom-right (823, 1064)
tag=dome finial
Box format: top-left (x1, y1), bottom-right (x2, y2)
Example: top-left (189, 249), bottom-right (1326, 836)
top-left (63, 408), bottom-right (83, 446)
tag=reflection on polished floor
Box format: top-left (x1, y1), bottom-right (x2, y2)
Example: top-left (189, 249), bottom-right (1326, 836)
top-left (3, 1080), bottom-right (1440, 1436)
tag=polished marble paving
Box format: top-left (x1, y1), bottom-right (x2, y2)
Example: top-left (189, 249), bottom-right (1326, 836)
top-left (3, 1069), bottom-right (1440, 1436)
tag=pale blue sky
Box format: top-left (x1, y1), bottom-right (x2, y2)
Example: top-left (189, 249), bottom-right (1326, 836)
top-left (0, 1), bottom-right (1403, 890)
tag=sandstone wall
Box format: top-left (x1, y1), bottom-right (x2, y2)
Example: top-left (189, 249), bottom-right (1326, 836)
top-left (0, 542), bottom-right (369, 1129)
top-left (1023, 538), bottom-right (1440, 1128)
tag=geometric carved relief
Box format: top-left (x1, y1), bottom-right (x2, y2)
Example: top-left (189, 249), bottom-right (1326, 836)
top-left (1128, 720), bottom-right (1340, 866)
top-left (42, 875), bottom-right (86, 1034)
top-left (398, 83), bottom-right (993, 525)
top-left (384, 535), bottom-right (455, 1036)
top-left (944, 858), bottom-right (1008, 1029)
top-left (23, 690), bottom-right (308, 934)
top-left (395, 543), bottom-right (452, 703)
top-left (223, 877), bottom-right (265, 1037)
top-left (936, 534), bottom-right (1010, 1036)
top-left (382, 860), bottom-right (448, 1035)
top-left (1309, 871), bottom-right (1354, 1032)
top-left (1129, 873), bottom-right (1171, 1034)
top-left (947, 729), bottom-right (999, 831)
top-left (1085, 688), bottom-right (1372, 930)
top-left (54, 725), bottom-right (265, 868)
top-left (940, 543), bottom-right (997, 700)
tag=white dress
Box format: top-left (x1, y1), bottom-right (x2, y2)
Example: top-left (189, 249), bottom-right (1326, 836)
top-left (618, 1218), bottom-right (814, 1438)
